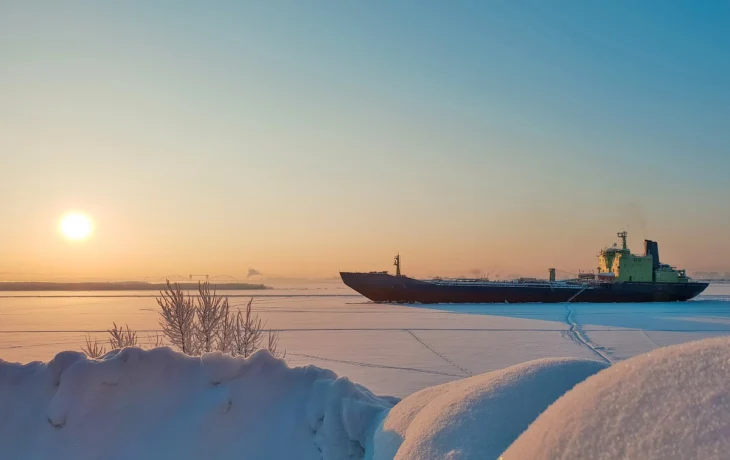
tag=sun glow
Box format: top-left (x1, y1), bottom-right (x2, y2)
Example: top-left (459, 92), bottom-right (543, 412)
top-left (60, 212), bottom-right (93, 241)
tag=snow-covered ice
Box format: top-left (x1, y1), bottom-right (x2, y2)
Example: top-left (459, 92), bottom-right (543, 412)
top-left (369, 357), bottom-right (607, 460)
top-left (1, 281), bottom-right (729, 397)
top-left (0, 347), bottom-right (396, 460)
top-left (501, 336), bottom-right (730, 460)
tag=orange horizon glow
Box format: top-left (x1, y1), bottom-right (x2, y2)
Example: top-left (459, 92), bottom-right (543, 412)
top-left (0, 209), bottom-right (727, 283)
top-left (1, 3), bottom-right (728, 283)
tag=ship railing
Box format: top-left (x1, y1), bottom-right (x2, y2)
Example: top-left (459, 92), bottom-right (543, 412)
top-left (428, 278), bottom-right (581, 288)
top-left (429, 278), bottom-right (493, 285)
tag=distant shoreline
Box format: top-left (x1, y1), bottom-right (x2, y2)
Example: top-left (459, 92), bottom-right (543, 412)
top-left (0, 281), bottom-right (271, 292)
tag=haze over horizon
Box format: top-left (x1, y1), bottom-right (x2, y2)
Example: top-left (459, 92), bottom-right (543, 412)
top-left (2, 1), bottom-right (728, 280)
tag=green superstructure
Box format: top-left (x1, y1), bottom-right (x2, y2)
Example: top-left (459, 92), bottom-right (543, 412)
top-left (598, 231), bottom-right (688, 283)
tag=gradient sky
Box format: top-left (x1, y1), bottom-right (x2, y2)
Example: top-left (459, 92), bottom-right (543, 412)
top-left (1, 1), bottom-right (728, 280)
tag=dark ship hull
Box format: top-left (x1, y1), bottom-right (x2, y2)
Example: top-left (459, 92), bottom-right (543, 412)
top-left (340, 272), bottom-right (709, 304)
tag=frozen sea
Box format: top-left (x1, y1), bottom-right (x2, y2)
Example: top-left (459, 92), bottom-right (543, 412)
top-left (1, 280), bottom-right (729, 397)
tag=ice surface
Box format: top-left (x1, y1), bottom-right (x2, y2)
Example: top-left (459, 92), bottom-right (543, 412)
top-left (1, 281), bottom-right (729, 397)
top-left (0, 347), bottom-right (396, 460)
top-left (501, 336), bottom-right (730, 460)
top-left (369, 357), bottom-right (607, 460)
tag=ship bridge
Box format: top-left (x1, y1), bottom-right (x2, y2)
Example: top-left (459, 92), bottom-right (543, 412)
top-left (598, 232), bottom-right (688, 283)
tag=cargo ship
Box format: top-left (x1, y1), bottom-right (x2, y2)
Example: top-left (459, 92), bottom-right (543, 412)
top-left (340, 232), bottom-right (708, 303)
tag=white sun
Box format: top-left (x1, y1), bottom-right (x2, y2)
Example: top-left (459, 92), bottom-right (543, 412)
top-left (60, 212), bottom-right (93, 241)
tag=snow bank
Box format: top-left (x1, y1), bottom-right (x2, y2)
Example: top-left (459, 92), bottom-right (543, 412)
top-left (6, 337), bottom-right (722, 460)
top-left (369, 357), bottom-right (607, 460)
top-left (0, 347), bottom-right (397, 460)
top-left (501, 336), bottom-right (730, 460)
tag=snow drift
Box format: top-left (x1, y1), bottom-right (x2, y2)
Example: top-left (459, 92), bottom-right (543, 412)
top-left (3, 338), bottom-right (726, 460)
top-left (502, 336), bottom-right (730, 460)
top-left (0, 347), bottom-right (397, 460)
top-left (369, 357), bottom-right (608, 460)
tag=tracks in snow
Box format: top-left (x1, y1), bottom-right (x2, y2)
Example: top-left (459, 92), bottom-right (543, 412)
top-left (406, 330), bottom-right (473, 377)
top-left (288, 330), bottom-right (474, 379)
top-left (641, 330), bottom-right (660, 348)
top-left (563, 303), bottom-right (613, 365)
top-left (286, 352), bottom-right (465, 378)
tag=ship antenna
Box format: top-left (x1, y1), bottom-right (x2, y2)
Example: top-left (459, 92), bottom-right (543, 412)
top-left (617, 231), bottom-right (628, 250)
top-left (394, 253), bottom-right (401, 276)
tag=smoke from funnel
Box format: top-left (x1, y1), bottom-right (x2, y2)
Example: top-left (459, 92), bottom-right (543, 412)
top-left (624, 202), bottom-right (648, 235)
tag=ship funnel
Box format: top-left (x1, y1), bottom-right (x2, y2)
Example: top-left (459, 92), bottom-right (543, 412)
top-left (644, 240), bottom-right (660, 269)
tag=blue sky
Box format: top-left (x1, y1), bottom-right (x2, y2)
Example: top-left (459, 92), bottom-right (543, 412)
top-left (1, 1), bottom-right (728, 279)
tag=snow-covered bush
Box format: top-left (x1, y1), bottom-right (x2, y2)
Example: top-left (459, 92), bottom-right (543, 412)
top-left (82, 323), bottom-right (138, 358)
top-left (81, 335), bottom-right (106, 358)
top-left (157, 280), bottom-right (283, 358)
top-left (107, 322), bottom-right (138, 349)
top-left (81, 281), bottom-right (283, 359)
top-left (157, 280), bottom-right (197, 354)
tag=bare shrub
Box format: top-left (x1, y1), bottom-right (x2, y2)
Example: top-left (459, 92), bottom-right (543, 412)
top-left (230, 298), bottom-right (265, 357)
top-left (80, 280), bottom-right (285, 359)
top-left (147, 332), bottom-right (165, 348)
top-left (157, 280), bottom-right (197, 354)
top-left (267, 329), bottom-right (285, 359)
top-left (195, 282), bottom-right (227, 353)
top-left (212, 294), bottom-right (287, 358)
top-left (82, 327), bottom-right (162, 357)
top-left (108, 322), bottom-right (138, 349)
top-left (216, 299), bottom-right (235, 353)
top-left (82, 334), bottom-right (106, 358)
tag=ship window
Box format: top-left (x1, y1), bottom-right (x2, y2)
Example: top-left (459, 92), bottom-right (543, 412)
top-left (629, 276), bottom-right (633, 281)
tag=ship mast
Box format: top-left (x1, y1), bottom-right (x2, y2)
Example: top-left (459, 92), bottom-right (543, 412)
top-left (394, 254), bottom-right (401, 276)
top-left (617, 231), bottom-right (628, 250)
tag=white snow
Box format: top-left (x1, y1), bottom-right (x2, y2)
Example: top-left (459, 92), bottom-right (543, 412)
top-left (3, 313), bottom-right (729, 459)
top-left (0, 347), bottom-right (396, 460)
top-left (501, 336), bottom-right (730, 460)
top-left (369, 358), bottom-right (607, 460)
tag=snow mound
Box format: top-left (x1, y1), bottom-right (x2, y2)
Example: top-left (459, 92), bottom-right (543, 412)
top-left (369, 357), bottom-right (607, 460)
top-left (0, 347), bottom-right (397, 460)
top-left (501, 336), bottom-right (730, 460)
